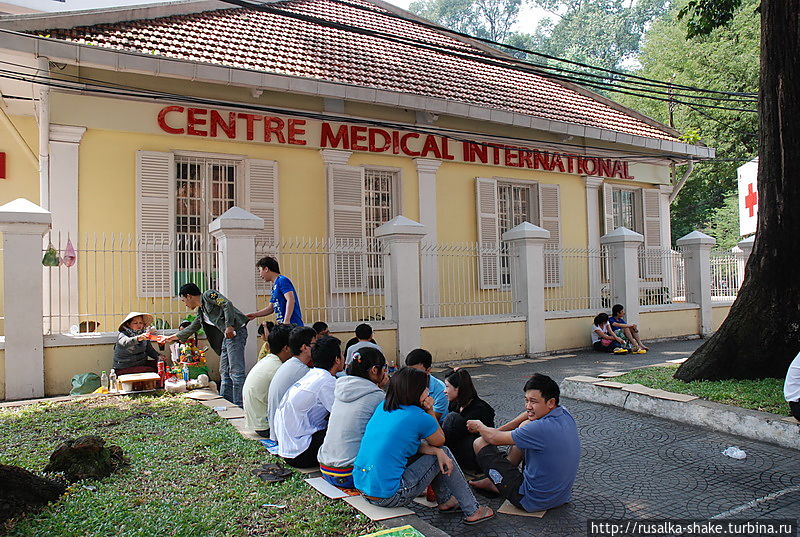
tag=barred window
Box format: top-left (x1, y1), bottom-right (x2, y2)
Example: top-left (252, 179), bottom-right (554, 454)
top-left (364, 168), bottom-right (398, 292)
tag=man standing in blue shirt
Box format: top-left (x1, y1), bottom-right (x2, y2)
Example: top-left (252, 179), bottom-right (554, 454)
top-left (248, 256), bottom-right (303, 326)
top-left (467, 373), bottom-right (580, 513)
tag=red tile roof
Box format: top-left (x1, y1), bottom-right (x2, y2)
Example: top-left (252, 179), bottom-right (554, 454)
top-left (43, 0), bottom-right (678, 142)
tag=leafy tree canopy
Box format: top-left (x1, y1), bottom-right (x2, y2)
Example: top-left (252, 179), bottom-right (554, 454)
top-left (408, 0), bottom-right (522, 42)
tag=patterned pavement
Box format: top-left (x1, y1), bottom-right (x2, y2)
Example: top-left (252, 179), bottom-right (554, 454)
top-left (410, 340), bottom-right (800, 537)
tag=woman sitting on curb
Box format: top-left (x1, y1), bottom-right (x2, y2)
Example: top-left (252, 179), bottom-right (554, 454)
top-left (591, 313), bottom-right (629, 354)
top-left (442, 368), bottom-right (495, 472)
top-left (353, 367), bottom-right (495, 525)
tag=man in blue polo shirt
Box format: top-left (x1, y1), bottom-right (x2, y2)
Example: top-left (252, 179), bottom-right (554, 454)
top-left (248, 256), bottom-right (303, 326)
top-left (466, 373), bottom-right (580, 512)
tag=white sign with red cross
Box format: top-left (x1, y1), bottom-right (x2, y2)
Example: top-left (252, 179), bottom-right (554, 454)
top-left (737, 158), bottom-right (758, 236)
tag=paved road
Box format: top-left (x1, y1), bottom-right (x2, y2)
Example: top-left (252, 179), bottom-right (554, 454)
top-left (412, 339), bottom-right (800, 537)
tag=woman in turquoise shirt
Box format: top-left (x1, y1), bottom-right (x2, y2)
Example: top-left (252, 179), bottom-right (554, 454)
top-left (353, 367), bottom-right (494, 525)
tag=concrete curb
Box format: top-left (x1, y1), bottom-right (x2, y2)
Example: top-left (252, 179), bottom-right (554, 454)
top-left (562, 378), bottom-right (800, 451)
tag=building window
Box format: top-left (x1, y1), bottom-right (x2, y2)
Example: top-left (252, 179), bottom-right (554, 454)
top-left (497, 182), bottom-right (537, 285)
top-left (175, 156), bottom-right (239, 289)
top-left (612, 188), bottom-right (638, 232)
top-left (364, 168), bottom-right (398, 291)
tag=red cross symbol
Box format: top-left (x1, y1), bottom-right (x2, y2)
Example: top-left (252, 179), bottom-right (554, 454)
top-left (745, 183), bottom-right (758, 217)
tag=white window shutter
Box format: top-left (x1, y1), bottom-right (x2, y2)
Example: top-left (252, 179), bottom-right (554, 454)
top-left (476, 177), bottom-right (500, 289)
top-left (641, 188), bottom-right (664, 277)
top-left (328, 164), bottom-right (367, 293)
top-left (136, 150), bottom-right (175, 297)
top-left (244, 159), bottom-right (279, 247)
top-left (602, 182), bottom-right (615, 234)
top-left (538, 183), bottom-right (562, 286)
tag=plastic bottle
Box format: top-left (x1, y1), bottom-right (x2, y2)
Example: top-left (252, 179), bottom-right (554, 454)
top-left (100, 371), bottom-right (109, 390)
top-left (182, 363), bottom-right (190, 383)
top-left (108, 369), bottom-right (117, 393)
top-left (157, 359), bottom-right (166, 388)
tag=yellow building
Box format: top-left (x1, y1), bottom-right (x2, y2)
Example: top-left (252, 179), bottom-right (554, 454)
top-left (0, 0), bottom-right (724, 397)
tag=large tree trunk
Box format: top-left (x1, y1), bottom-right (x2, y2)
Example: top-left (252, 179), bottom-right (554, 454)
top-left (675, 0), bottom-right (800, 381)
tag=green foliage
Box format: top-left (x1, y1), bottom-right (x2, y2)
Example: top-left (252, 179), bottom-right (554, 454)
top-left (677, 0), bottom-right (744, 38)
top-left (0, 396), bottom-right (376, 537)
top-left (703, 194), bottom-right (741, 250)
top-left (615, 0), bottom-right (759, 243)
top-left (613, 366), bottom-right (789, 415)
top-left (409, 0), bottom-right (522, 42)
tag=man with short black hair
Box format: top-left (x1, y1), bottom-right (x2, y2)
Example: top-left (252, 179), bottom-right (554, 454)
top-left (345, 323), bottom-right (382, 365)
top-left (406, 348), bottom-right (448, 422)
top-left (248, 256), bottom-right (303, 326)
top-left (312, 321), bottom-right (330, 336)
top-left (467, 373), bottom-right (580, 513)
top-left (274, 336), bottom-right (345, 468)
top-left (243, 324), bottom-right (293, 438)
top-left (266, 326), bottom-right (317, 440)
top-left (162, 283), bottom-right (249, 407)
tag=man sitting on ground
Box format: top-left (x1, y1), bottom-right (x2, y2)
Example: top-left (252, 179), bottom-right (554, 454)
top-left (406, 348), bottom-right (448, 422)
top-left (609, 304), bottom-right (648, 353)
top-left (242, 324), bottom-right (293, 438)
top-left (313, 321), bottom-right (330, 336)
top-left (345, 323), bottom-right (382, 365)
top-left (467, 373), bottom-right (580, 513)
top-left (267, 326), bottom-right (316, 440)
top-left (274, 336), bottom-right (345, 468)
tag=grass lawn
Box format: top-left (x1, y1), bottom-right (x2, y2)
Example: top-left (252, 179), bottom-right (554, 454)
top-left (613, 366), bottom-right (790, 416)
top-left (0, 395), bottom-right (378, 537)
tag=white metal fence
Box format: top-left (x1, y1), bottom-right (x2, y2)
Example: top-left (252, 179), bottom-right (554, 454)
top-left (710, 251), bottom-right (745, 301)
top-left (419, 242), bottom-right (520, 319)
top-left (255, 237), bottom-right (390, 325)
top-left (42, 232), bottom-right (218, 335)
top-left (544, 247), bottom-right (612, 312)
top-left (638, 248), bottom-right (687, 306)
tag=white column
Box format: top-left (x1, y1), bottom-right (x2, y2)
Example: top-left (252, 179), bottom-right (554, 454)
top-left (600, 227), bottom-right (644, 326)
top-left (584, 176), bottom-right (604, 304)
top-left (677, 230), bottom-right (716, 336)
top-left (320, 149), bottom-right (354, 320)
top-left (209, 207), bottom-right (264, 372)
top-left (0, 198), bottom-right (52, 400)
top-left (47, 124), bottom-right (86, 332)
top-left (658, 184), bottom-right (674, 250)
top-left (375, 216), bottom-right (427, 367)
top-left (502, 222), bottom-right (550, 355)
top-left (415, 158), bottom-right (442, 317)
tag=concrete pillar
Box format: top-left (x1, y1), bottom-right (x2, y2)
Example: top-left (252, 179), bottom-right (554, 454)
top-left (0, 198), bottom-right (52, 400)
top-left (658, 184), bottom-right (675, 250)
top-left (46, 125), bottom-right (86, 332)
top-left (209, 207), bottom-right (264, 372)
top-left (415, 158), bottom-right (442, 317)
top-left (677, 230), bottom-right (716, 336)
top-left (584, 176), bottom-right (604, 304)
top-left (600, 227), bottom-right (644, 326)
top-left (375, 216), bottom-right (427, 367)
top-left (502, 222), bottom-right (550, 355)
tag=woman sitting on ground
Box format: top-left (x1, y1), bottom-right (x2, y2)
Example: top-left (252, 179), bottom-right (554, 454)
top-left (318, 348), bottom-right (389, 489)
top-left (114, 312), bottom-right (161, 376)
top-left (441, 369), bottom-right (496, 472)
top-left (591, 313), bottom-right (628, 354)
top-left (353, 367), bottom-right (495, 526)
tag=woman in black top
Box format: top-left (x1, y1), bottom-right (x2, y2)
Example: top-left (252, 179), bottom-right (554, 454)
top-left (442, 369), bottom-right (496, 472)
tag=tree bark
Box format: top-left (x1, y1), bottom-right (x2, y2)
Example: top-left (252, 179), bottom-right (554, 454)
top-left (675, 0), bottom-right (800, 381)
top-left (0, 464), bottom-right (66, 523)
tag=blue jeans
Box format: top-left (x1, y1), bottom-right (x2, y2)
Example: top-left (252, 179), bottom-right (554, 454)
top-left (367, 446), bottom-right (479, 516)
top-left (220, 325), bottom-right (247, 407)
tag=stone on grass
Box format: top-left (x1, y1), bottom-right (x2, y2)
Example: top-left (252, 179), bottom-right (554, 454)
top-left (43, 435), bottom-right (129, 482)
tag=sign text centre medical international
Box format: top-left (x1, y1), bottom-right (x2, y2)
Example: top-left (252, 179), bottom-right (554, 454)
top-left (157, 105), bottom-right (635, 179)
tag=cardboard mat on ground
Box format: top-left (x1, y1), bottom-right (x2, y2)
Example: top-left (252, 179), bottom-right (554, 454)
top-left (344, 495), bottom-right (413, 521)
top-left (497, 500), bottom-right (546, 518)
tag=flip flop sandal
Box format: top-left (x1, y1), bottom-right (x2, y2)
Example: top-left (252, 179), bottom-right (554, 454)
top-left (259, 463), bottom-right (292, 476)
top-left (463, 507), bottom-right (496, 525)
top-left (252, 465), bottom-right (292, 483)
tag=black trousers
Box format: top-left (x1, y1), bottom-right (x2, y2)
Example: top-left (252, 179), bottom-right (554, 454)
top-left (789, 401), bottom-right (800, 422)
top-left (283, 428), bottom-right (326, 469)
top-left (442, 412), bottom-right (481, 472)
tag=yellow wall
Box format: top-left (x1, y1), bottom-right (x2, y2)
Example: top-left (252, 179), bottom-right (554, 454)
top-left (712, 304), bottom-right (732, 331)
top-left (331, 328), bottom-right (398, 365)
top-left (421, 322), bottom-right (526, 363)
top-left (639, 308), bottom-right (700, 339)
top-left (545, 315), bottom-right (595, 351)
top-left (0, 114), bottom-right (39, 204)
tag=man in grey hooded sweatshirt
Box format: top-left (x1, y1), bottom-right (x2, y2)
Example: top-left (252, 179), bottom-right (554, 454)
top-left (318, 347), bottom-right (388, 489)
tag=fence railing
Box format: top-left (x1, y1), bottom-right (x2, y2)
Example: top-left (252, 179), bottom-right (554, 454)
top-left (255, 237), bottom-right (390, 325)
top-left (544, 247), bottom-right (612, 312)
top-left (638, 248), bottom-right (686, 307)
top-left (710, 251), bottom-right (745, 301)
top-left (43, 232), bottom-right (218, 335)
top-left (419, 241), bottom-right (520, 319)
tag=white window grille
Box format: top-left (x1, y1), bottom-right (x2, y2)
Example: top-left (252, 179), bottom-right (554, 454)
top-left (612, 188), bottom-right (637, 231)
top-left (364, 168), bottom-right (398, 292)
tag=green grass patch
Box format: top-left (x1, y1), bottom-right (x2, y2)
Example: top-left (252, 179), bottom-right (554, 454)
top-left (0, 395), bottom-right (378, 537)
top-left (613, 366), bottom-right (790, 416)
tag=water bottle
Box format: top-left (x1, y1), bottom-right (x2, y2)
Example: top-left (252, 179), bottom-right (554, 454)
top-left (100, 371), bottom-right (109, 390)
top-left (108, 369), bottom-right (117, 393)
top-left (182, 363), bottom-right (190, 383)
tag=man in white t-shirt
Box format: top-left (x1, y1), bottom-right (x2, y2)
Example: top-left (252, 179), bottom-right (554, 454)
top-left (784, 351), bottom-right (800, 422)
top-left (242, 325), bottom-right (293, 437)
top-left (345, 323), bottom-right (382, 365)
top-left (267, 326), bottom-right (316, 440)
top-left (274, 335), bottom-right (345, 468)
